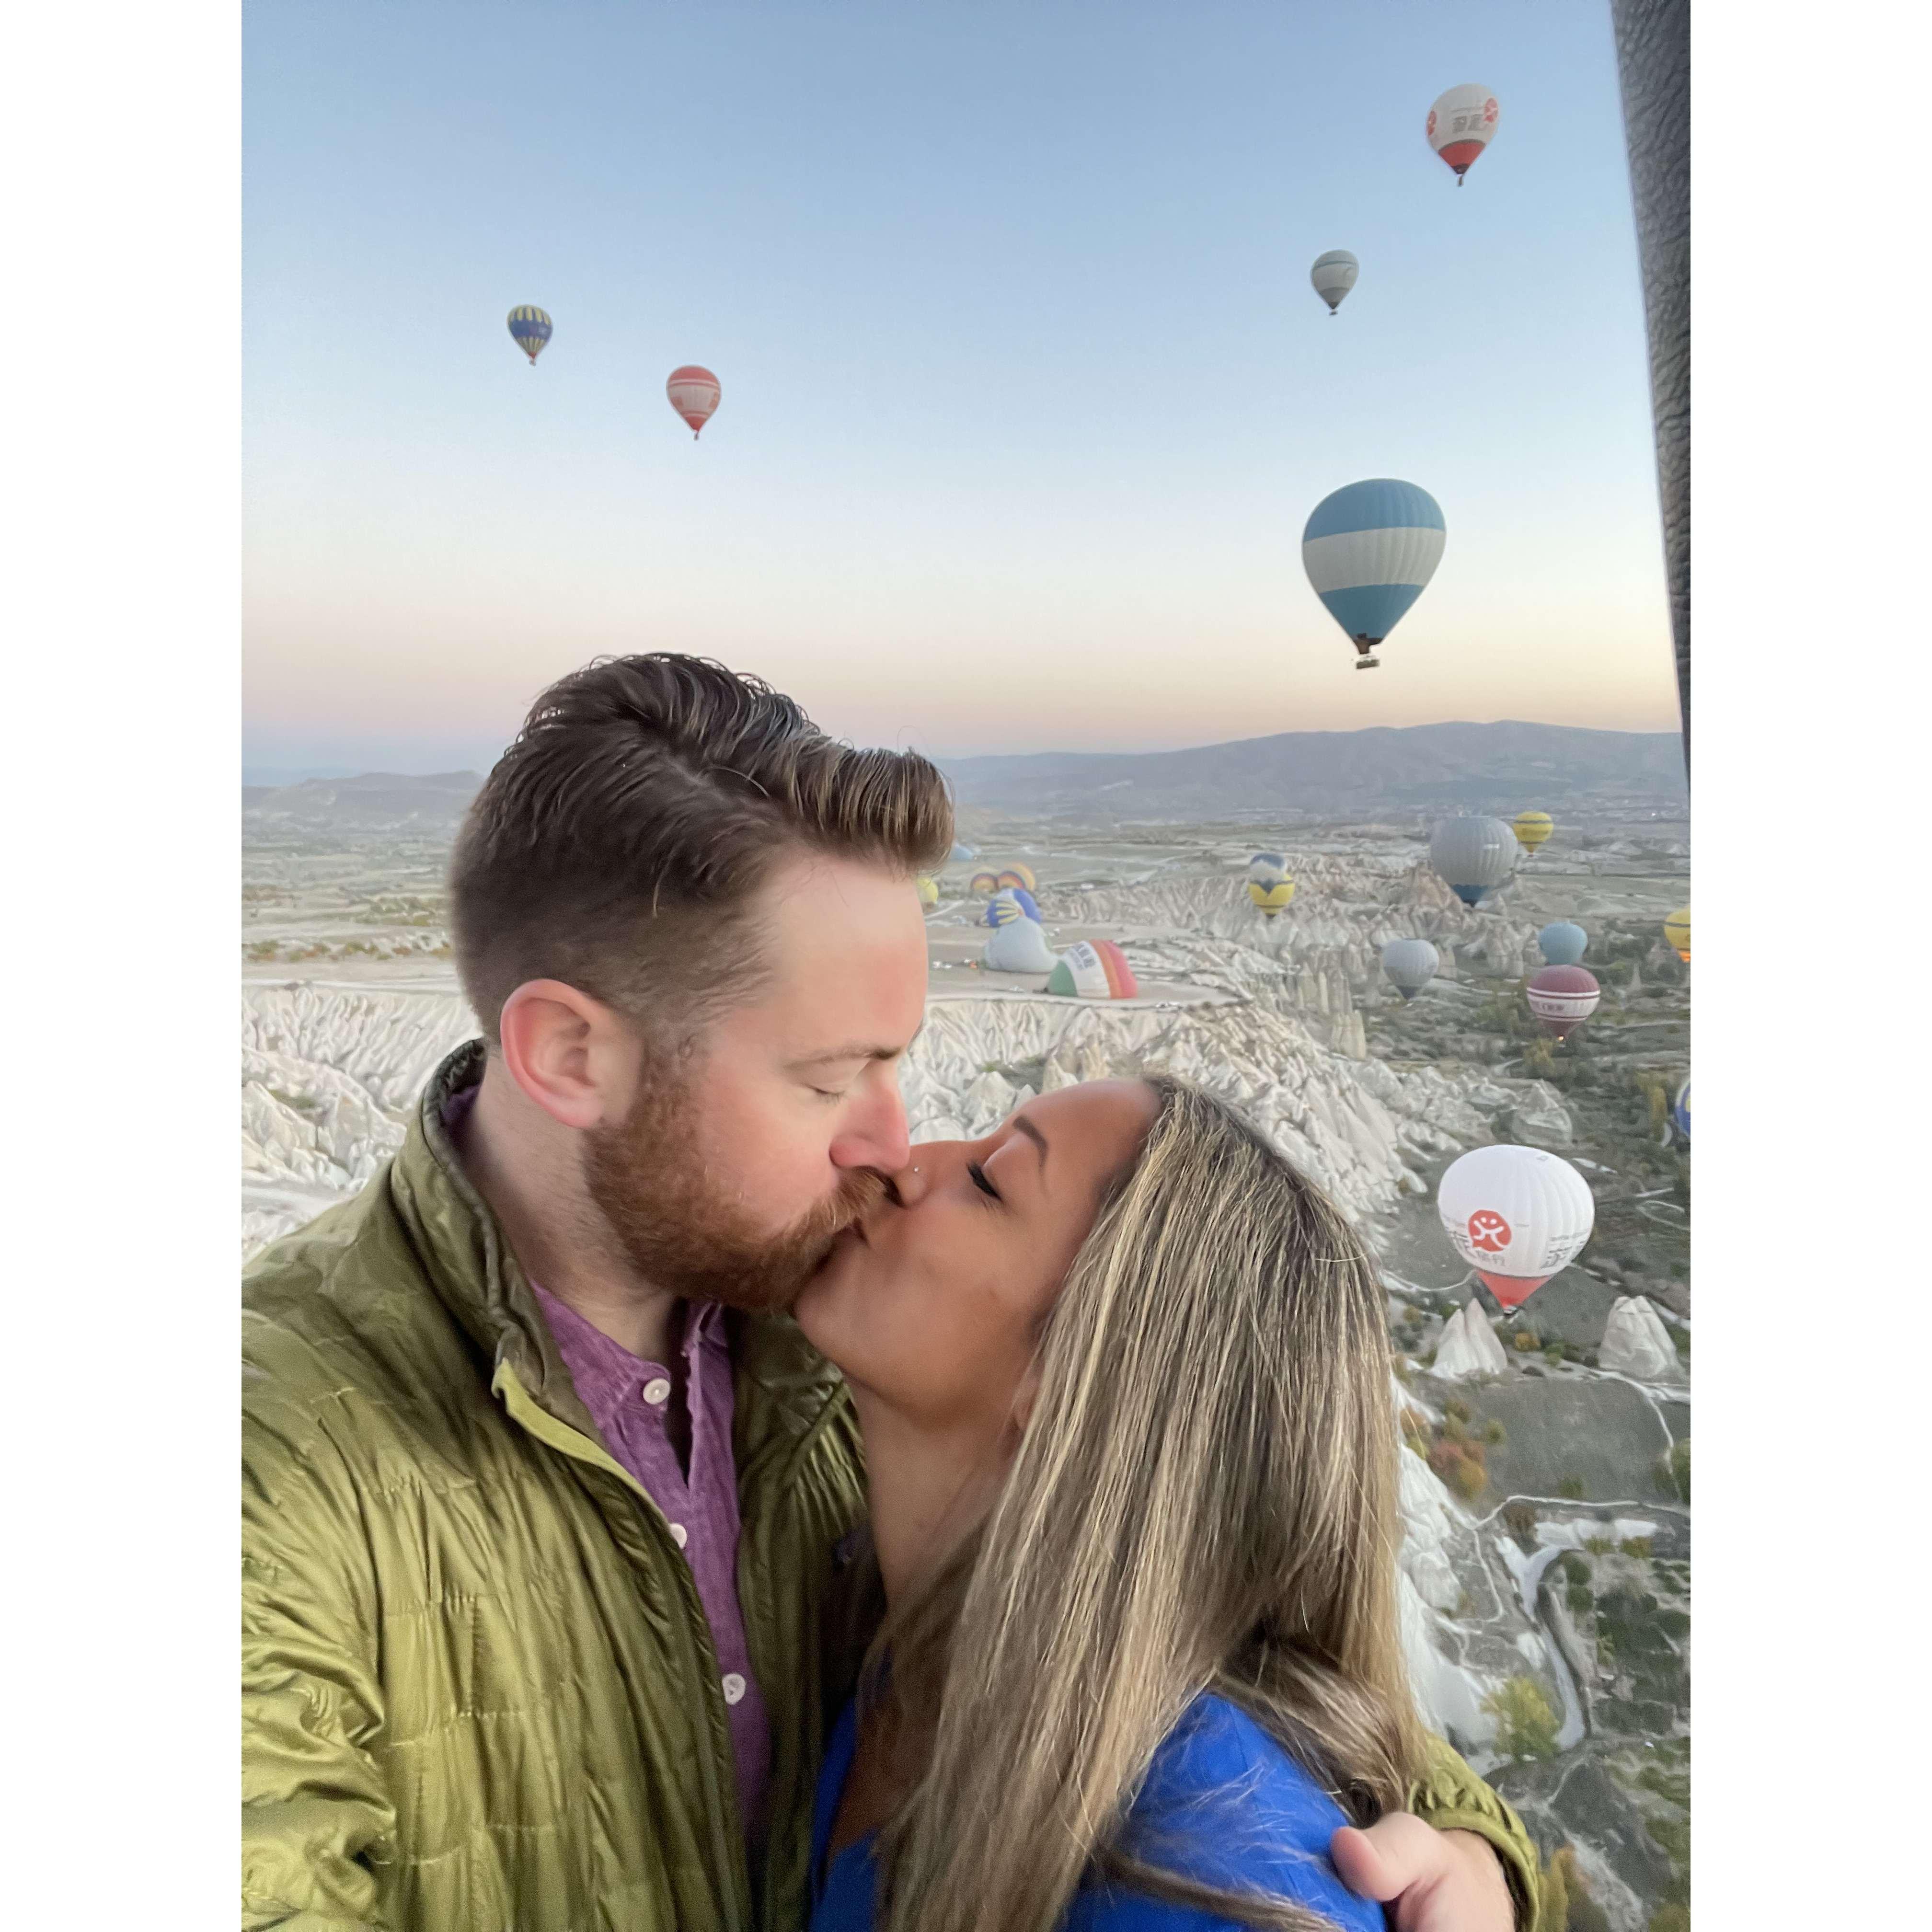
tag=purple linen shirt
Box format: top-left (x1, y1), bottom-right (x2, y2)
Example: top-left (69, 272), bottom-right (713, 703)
top-left (442, 1087), bottom-right (770, 1845)
top-left (528, 1281), bottom-right (770, 1846)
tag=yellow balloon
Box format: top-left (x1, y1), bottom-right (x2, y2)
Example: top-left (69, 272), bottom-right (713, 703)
top-left (916, 875), bottom-right (939, 907)
top-left (1513, 810), bottom-right (1554, 851)
top-left (1248, 879), bottom-right (1295, 918)
top-left (1663, 904), bottom-right (1690, 963)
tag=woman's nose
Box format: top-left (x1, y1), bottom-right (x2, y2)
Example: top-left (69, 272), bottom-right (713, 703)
top-left (888, 1150), bottom-right (935, 1207)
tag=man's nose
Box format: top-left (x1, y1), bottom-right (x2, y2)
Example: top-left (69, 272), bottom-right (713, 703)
top-left (829, 1074), bottom-right (912, 1178)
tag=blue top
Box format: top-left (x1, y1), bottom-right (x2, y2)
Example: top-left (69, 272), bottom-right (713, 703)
top-left (808, 1692), bottom-right (1383, 1932)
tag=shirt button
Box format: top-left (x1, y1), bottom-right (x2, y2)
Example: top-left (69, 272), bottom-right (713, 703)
top-left (642, 1377), bottom-right (671, 1406)
top-left (722, 1673), bottom-right (747, 1706)
top-left (669, 1523), bottom-right (688, 1549)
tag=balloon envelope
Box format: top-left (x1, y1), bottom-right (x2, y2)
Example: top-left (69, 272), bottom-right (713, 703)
top-left (1248, 879), bottom-right (1295, 918)
top-left (950, 842), bottom-right (977, 862)
top-left (1513, 810), bottom-right (1554, 851)
top-left (994, 864), bottom-right (1037, 893)
top-left (507, 305), bottom-right (552, 363)
top-left (983, 918), bottom-right (1058, 974)
top-left (1302, 480), bottom-right (1446, 667)
top-left (1248, 851), bottom-right (1287, 883)
top-left (667, 365), bottom-right (721, 437)
top-left (1427, 84), bottom-right (1500, 180)
top-left (1429, 817), bottom-right (1517, 905)
top-left (916, 875), bottom-right (940, 907)
top-left (1672, 1080), bottom-right (1690, 1143)
top-left (1047, 939), bottom-right (1138, 1000)
top-left (1381, 938), bottom-right (1439, 1000)
top-left (1311, 250), bottom-right (1359, 313)
top-left (1526, 965), bottom-right (1601, 1039)
top-left (1537, 921), bottom-right (1588, 966)
top-left (1438, 1144), bottom-right (1593, 1309)
top-left (983, 888), bottom-right (1041, 928)
top-left (1664, 905), bottom-right (1690, 963)
top-left (968, 871), bottom-right (1001, 897)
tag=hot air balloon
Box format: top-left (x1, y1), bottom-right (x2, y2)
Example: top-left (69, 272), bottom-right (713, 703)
top-left (1381, 938), bottom-right (1439, 1001)
top-left (1513, 810), bottom-right (1554, 856)
top-left (1302, 480), bottom-right (1446, 670)
top-left (1427, 84), bottom-right (1501, 185)
top-left (968, 871), bottom-right (1001, 897)
top-left (1429, 817), bottom-right (1517, 905)
top-left (1537, 921), bottom-right (1587, 966)
top-left (984, 917), bottom-right (1058, 975)
top-left (1526, 965), bottom-right (1601, 1040)
top-left (1047, 939), bottom-right (1139, 1000)
top-left (507, 306), bottom-right (552, 365)
top-left (950, 842), bottom-right (978, 863)
top-left (1664, 905), bottom-right (1690, 963)
top-left (983, 888), bottom-right (1042, 928)
top-left (994, 864), bottom-right (1037, 893)
top-left (667, 365), bottom-right (721, 438)
top-left (1311, 250), bottom-right (1359, 315)
top-left (1248, 852), bottom-right (1287, 884)
top-left (1248, 880), bottom-right (1295, 919)
top-left (1671, 1079), bottom-right (1690, 1143)
top-left (916, 875), bottom-right (940, 908)
top-left (1438, 1145), bottom-right (1594, 1310)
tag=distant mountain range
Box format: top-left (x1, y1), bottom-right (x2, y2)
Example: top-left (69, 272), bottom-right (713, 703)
top-left (242, 722), bottom-right (1686, 833)
top-left (944, 722), bottom-right (1686, 819)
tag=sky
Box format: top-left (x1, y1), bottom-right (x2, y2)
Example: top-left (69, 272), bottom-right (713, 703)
top-left (243, 0), bottom-right (1679, 776)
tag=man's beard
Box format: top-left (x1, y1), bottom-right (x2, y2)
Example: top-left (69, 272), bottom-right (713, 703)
top-left (582, 1060), bottom-right (888, 1313)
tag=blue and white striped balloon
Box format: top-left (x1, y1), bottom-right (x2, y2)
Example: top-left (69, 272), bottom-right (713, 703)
top-left (1301, 480), bottom-right (1446, 669)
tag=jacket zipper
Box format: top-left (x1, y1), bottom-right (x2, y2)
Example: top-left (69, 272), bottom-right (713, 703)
top-left (493, 1362), bottom-right (750, 1932)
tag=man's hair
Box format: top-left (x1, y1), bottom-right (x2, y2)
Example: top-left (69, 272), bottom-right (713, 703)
top-left (449, 654), bottom-right (953, 1043)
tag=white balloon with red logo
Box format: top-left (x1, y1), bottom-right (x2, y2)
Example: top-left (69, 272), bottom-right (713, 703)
top-left (1426, 84), bottom-right (1500, 183)
top-left (1437, 1144), bottom-right (1593, 1310)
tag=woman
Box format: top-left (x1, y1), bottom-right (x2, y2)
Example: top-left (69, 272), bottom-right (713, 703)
top-left (792, 1073), bottom-right (1430, 1932)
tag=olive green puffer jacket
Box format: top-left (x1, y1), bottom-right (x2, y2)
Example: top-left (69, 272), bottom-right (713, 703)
top-left (242, 1043), bottom-right (1541, 1931)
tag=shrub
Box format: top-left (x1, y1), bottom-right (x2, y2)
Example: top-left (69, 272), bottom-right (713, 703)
top-left (1558, 1477), bottom-right (1586, 1500)
top-left (1483, 1419), bottom-right (1507, 1446)
top-left (1559, 1551), bottom-right (1591, 1584)
top-left (1543, 1344), bottom-right (1565, 1365)
top-left (1566, 1582), bottom-right (1593, 1620)
top-left (1656, 1438), bottom-right (1690, 1501)
top-left (1483, 1677), bottom-right (1559, 1761)
top-left (1620, 1538), bottom-right (1653, 1560)
top-left (1649, 1910), bottom-right (1690, 1932)
top-left (1502, 1502), bottom-right (1538, 1544)
top-left (1514, 1331), bottom-right (1538, 1353)
top-left (1444, 1398), bottom-right (1472, 1424)
top-left (1583, 1535), bottom-right (1613, 1554)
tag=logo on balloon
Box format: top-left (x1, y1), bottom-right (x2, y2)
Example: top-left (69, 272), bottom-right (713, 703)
top-left (1466, 1209), bottom-right (1512, 1254)
top-left (1426, 110), bottom-right (1437, 136)
top-left (1484, 97), bottom-right (1498, 123)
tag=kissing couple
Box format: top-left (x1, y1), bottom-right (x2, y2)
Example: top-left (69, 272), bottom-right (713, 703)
top-left (243, 654), bottom-right (1538, 1932)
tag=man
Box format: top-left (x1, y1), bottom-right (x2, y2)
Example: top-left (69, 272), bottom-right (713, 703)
top-left (242, 654), bottom-right (1539, 1931)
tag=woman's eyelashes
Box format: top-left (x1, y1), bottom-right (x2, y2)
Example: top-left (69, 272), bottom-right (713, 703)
top-left (968, 1161), bottom-right (1001, 1203)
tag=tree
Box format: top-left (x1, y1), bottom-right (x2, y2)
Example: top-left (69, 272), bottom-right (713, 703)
top-left (1483, 1676), bottom-right (1560, 1761)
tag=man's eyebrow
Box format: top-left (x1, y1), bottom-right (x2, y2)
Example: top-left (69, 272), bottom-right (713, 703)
top-left (788, 1024), bottom-right (924, 1069)
top-left (1011, 1115), bottom-right (1049, 1168)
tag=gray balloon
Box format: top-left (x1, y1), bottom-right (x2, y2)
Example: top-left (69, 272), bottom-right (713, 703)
top-left (1429, 817), bottom-right (1518, 905)
top-left (1381, 938), bottom-right (1439, 1000)
top-left (983, 917), bottom-right (1057, 973)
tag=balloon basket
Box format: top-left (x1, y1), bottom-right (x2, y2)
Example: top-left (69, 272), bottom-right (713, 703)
top-left (1355, 658), bottom-right (1380, 671)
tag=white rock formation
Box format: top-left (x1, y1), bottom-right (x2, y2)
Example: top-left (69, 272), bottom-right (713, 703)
top-left (1432, 1301), bottom-right (1510, 1381)
top-left (1598, 1295), bottom-right (1685, 1382)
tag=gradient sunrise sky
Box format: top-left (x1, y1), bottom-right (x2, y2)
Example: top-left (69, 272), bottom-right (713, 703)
top-left (244, 0), bottom-right (1676, 774)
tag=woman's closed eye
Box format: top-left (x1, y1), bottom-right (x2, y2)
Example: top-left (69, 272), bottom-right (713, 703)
top-left (968, 1161), bottom-right (1001, 1203)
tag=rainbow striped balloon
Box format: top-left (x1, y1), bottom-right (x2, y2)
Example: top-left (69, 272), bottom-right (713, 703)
top-left (968, 871), bottom-right (1001, 897)
top-left (1047, 939), bottom-right (1138, 1000)
top-left (994, 864), bottom-right (1037, 894)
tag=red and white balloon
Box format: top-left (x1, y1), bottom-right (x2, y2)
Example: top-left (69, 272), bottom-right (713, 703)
top-left (667, 365), bottom-right (721, 438)
top-left (1526, 965), bottom-right (1601, 1040)
top-left (1427, 84), bottom-right (1500, 184)
top-left (1437, 1145), bottom-right (1594, 1310)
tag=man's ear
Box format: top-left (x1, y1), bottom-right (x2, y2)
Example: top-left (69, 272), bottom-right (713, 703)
top-left (497, 980), bottom-right (640, 1131)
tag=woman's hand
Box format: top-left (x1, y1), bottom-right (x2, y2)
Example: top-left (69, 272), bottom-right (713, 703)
top-left (1331, 1818), bottom-right (1518, 1932)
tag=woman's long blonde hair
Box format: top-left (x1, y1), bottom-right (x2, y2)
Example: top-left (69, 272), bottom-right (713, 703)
top-left (862, 1074), bottom-right (1426, 1932)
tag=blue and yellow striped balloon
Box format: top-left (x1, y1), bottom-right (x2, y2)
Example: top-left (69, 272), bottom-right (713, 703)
top-left (508, 306), bottom-right (552, 365)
